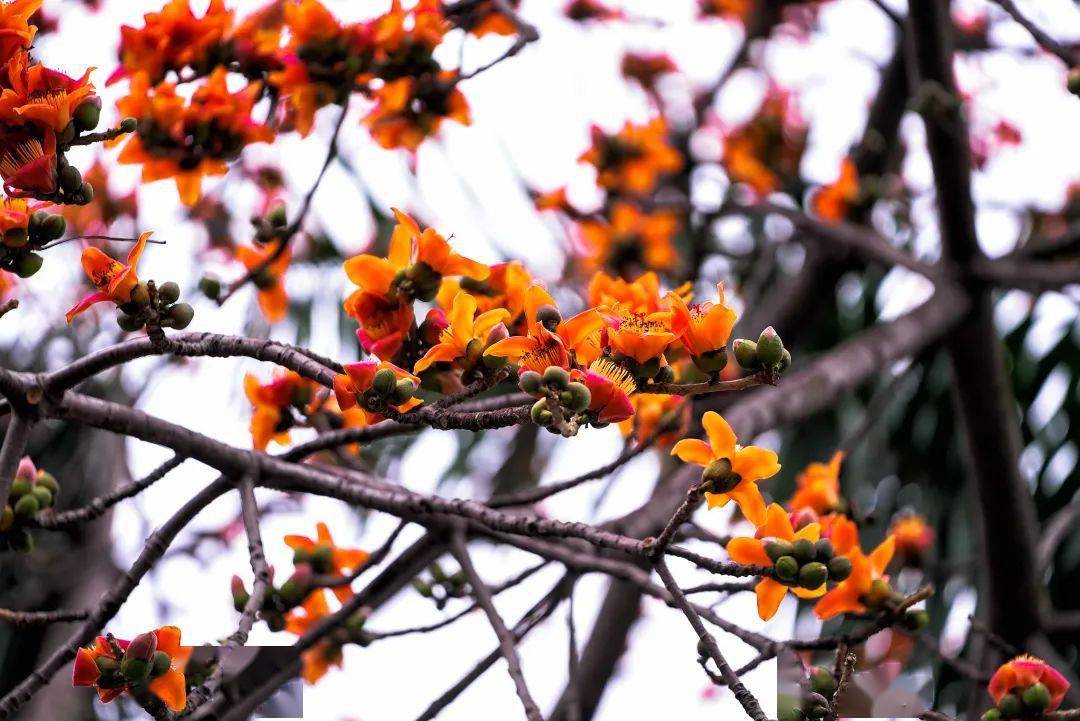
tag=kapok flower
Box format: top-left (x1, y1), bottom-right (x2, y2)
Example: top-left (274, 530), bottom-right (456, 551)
top-left (332, 360), bottom-right (421, 416)
top-left (372, 0), bottom-right (447, 60)
top-left (988, 656), bottom-right (1070, 713)
top-left (0, 195), bottom-right (39, 238)
top-left (284, 589), bottom-right (342, 683)
top-left (110, 0), bottom-right (234, 84)
top-left (0, 129), bottom-right (57, 196)
top-left (577, 201), bottom-right (680, 273)
top-left (235, 240), bottom-right (291, 323)
top-left (788, 451), bottom-right (845, 516)
top-left (365, 74), bottom-right (471, 152)
top-left (587, 270), bottom-right (669, 314)
top-left (285, 522), bottom-right (371, 602)
top-left (602, 304), bottom-right (677, 366)
top-left (727, 503), bottom-right (826, 620)
top-left (65, 231), bottom-right (153, 322)
top-left (670, 411), bottom-right (780, 526)
top-left (579, 119), bottom-right (681, 197)
top-left (811, 158), bottom-right (859, 223)
top-left (413, 291), bottom-right (510, 373)
top-left (0, 50), bottom-right (97, 133)
top-left (814, 535), bottom-right (895, 620)
top-left (618, 393), bottom-right (689, 446)
top-left (820, 512), bottom-right (859, 557)
top-left (0, 0), bottom-right (41, 65)
top-left (436, 260), bottom-right (533, 323)
top-left (484, 284), bottom-right (604, 372)
top-left (668, 283), bottom-right (737, 371)
top-left (244, 370), bottom-right (316, 451)
top-left (889, 512), bottom-right (934, 559)
top-left (572, 358), bottom-right (636, 423)
top-left (72, 626), bottom-right (189, 712)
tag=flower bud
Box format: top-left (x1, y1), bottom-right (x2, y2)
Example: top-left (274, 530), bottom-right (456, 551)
top-left (15, 457), bottom-right (36, 482)
top-left (59, 165), bottom-right (82, 194)
top-left (998, 693), bottom-right (1023, 718)
top-left (543, 366), bottom-right (570, 391)
top-left (420, 308), bottom-right (448, 346)
top-left (692, 348), bottom-right (728, 373)
top-left (981, 710), bottom-right (1002, 721)
top-left (810, 666), bottom-right (838, 697)
top-left (0, 506), bottom-right (13, 532)
top-left (412, 578), bottom-right (433, 597)
top-left (519, 371), bottom-right (543, 395)
top-left (35, 471), bottom-right (59, 494)
top-left (564, 382), bottom-right (591, 412)
top-left (117, 311), bottom-right (145, 332)
top-left (764, 539), bottom-right (794, 563)
top-left (791, 538), bottom-right (816, 564)
top-left (120, 657), bottom-right (151, 683)
top-left (778, 348), bottom-right (792, 373)
top-left (465, 338), bottom-right (484, 364)
top-left (902, 609), bottom-right (929, 632)
top-left (733, 339), bottom-right (758, 370)
top-left (653, 365), bottom-right (676, 384)
top-left (866, 578), bottom-right (892, 607)
top-left (231, 575), bottom-right (250, 611)
top-left (78, 182), bottom-right (95, 205)
top-left (126, 632), bottom-right (158, 662)
top-left (827, 556), bottom-right (852, 581)
top-left (167, 302), bottom-right (195, 330)
top-left (1069, 68), bottom-right (1080, 97)
top-left (41, 214), bottom-right (66, 241)
top-left (485, 323), bottom-right (510, 348)
top-left (814, 539), bottom-right (834, 562)
top-left (390, 378), bottom-right (417, 405)
top-left (31, 486), bottom-right (52, 509)
top-left (279, 563), bottom-right (314, 606)
top-left (799, 562), bottom-right (828, 589)
top-left (756, 327), bottom-right (784, 367)
top-left (13, 494), bottom-right (39, 517)
top-left (149, 650), bottom-right (171, 678)
top-left (530, 399), bottom-right (553, 426)
top-left (1022, 682), bottom-right (1051, 711)
top-left (372, 368), bottom-right (397, 396)
top-left (119, 117), bottom-right (138, 133)
top-left (535, 304), bottom-right (561, 331)
top-left (14, 252), bottom-right (42, 278)
top-left (10, 477), bottom-right (31, 498)
top-left (157, 281), bottom-right (181, 305)
top-left (199, 274), bottom-right (222, 300)
top-left (74, 97), bottom-right (102, 131)
top-left (774, 555), bottom-right (799, 582)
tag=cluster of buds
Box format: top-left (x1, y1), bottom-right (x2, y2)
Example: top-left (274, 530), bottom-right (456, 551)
top-left (778, 666), bottom-right (841, 721)
top-left (363, 366), bottom-right (418, 412)
top-left (765, 536), bottom-right (851, 591)
top-left (72, 626), bottom-right (188, 712)
top-left (411, 562), bottom-right (470, 611)
top-left (51, 132), bottom-right (103, 207)
top-left (250, 203), bottom-right (288, 247)
top-left (116, 280), bottom-right (194, 333)
top-left (0, 207), bottom-right (66, 278)
top-left (392, 260), bottom-right (444, 304)
top-left (231, 563), bottom-right (315, 632)
top-left (985, 656), bottom-right (1071, 721)
top-left (733, 326), bottom-right (791, 375)
top-left (521, 365), bottom-right (593, 432)
top-left (1, 457), bottom-right (59, 552)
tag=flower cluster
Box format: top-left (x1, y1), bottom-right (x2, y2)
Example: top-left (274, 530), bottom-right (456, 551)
top-left (713, 84), bottom-right (806, 198)
top-left (984, 656), bottom-right (1071, 720)
top-left (0, 456), bottom-right (58, 552)
top-left (72, 626), bottom-right (189, 713)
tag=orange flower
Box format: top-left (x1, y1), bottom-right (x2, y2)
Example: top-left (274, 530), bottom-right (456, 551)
top-left (0, 50), bottom-right (96, 132)
top-left (463, 0), bottom-right (519, 36)
top-left (889, 512), bottom-right (934, 559)
top-left (484, 284), bottom-right (604, 372)
top-left (534, 187), bottom-right (572, 213)
top-left (414, 291), bottom-right (509, 373)
top-left (618, 393), bottom-right (688, 446)
top-left (812, 158), bottom-right (859, 222)
top-left (244, 370), bottom-right (316, 450)
top-left (0, 129), bottom-right (57, 196)
top-left (332, 360), bottom-right (421, 416)
top-left (577, 202), bottom-right (680, 272)
top-left (670, 410), bottom-right (780, 526)
top-left (0, 0), bottom-right (40, 64)
top-left (788, 451), bottom-right (844, 516)
top-left (284, 589), bottom-right (342, 683)
top-left (236, 240), bottom-right (291, 323)
top-left (230, 1), bottom-right (286, 66)
top-left (72, 626), bottom-right (190, 712)
top-left (579, 118), bottom-right (681, 196)
top-left (720, 87), bottom-right (806, 198)
top-left (0, 195), bottom-right (39, 235)
top-left (111, 0), bottom-right (234, 84)
top-left (814, 535), bottom-right (895, 620)
top-left (727, 503), bottom-right (826, 620)
top-left (989, 656), bottom-right (1070, 712)
top-left (365, 74), bottom-right (471, 152)
top-left (587, 270), bottom-right (668, 314)
top-left (573, 358), bottom-right (637, 423)
top-left (285, 522), bottom-right (371, 602)
top-left (372, 0), bottom-right (447, 57)
top-left (668, 283), bottom-right (737, 365)
top-left (602, 304), bottom-right (677, 365)
top-left (436, 260), bottom-right (533, 323)
top-left (65, 231), bottom-right (153, 322)
top-left (820, 512), bottom-right (859, 557)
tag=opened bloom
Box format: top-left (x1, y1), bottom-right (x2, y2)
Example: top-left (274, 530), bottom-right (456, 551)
top-left (670, 411), bottom-right (780, 526)
top-left (0, 0), bottom-right (41, 63)
top-left (285, 522), bottom-right (371, 602)
top-left (889, 512), bottom-right (934, 559)
top-left (812, 158), bottom-right (859, 222)
top-left (414, 291), bottom-right (509, 373)
top-left (484, 284), bottom-right (604, 372)
top-left (789, 451), bottom-right (844, 515)
top-left (573, 358), bottom-right (637, 423)
top-left (727, 503), bottom-right (826, 620)
top-left (72, 626), bottom-right (189, 712)
top-left (603, 304), bottom-right (677, 365)
top-left (814, 535), bottom-right (895, 620)
top-left (668, 283), bottom-right (737, 369)
top-left (284, 589), bottom-right (342, 683)
top-left (332, 360), bottom-right (421, 415)
top-left (65, 231), bottom-right (152, 322)
top-left (244, 370), bottom-right (316, 451)
top-left (579, 118), bottom-right (681, 197)
top-left (989, 656), bottom-right (1070, 713)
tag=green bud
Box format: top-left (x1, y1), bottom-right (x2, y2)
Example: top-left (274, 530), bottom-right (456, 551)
top-left (199, 274), bottom-right (222, 300)
top-left (543, 366), bottom-right (570, 391)
top-left (126, 631), bottom-right (158, 662)
top-left (35, 471), bottom-right (59, 494)
top-left (167, 302), bottom-right (194, 330)
top-left (791, 538), bottom-right (816, 563)
top-left (814, 539), bottom-right (834, 562)
top-left (149, 651), bottom-right (171, 678)
top-left (3, 227), bottom-right (28, 248)
top-left (0, 505), bottom-right (13, 532)
top-left (519, 370), bottom-right (543, 395)
top-left (74, 98), bottom-right (102, 131)
top-left (981, 710), bottom-right (1002, 721)
top-left (827, 556), bottom-right (853, 582)
top-left (30, 486), bottom-right (52, 508)
top-left (810, 666), bottom-right (838, 697)
top-left (412, 578), bottom-right (433, 597)
top-left (866, 578), bottom-right (892, 607)
top-left (653, 365), bottom-right (676, 384)
top-left (14, 252), bottom-right (42, 278)
top-left (59, 165), bottom-right (82, 194)
top-left (95, 655), bottom-right (120, 674)
top-left (117, 311), bottom-right (145, 332)
top-left (530, 399), bottom-right (553, 426)
top-left (130, 281), bottom-right (150, 306)
top-left (565, 382), bottom-right (591, 412)
top-left (372, 368), bottom-right (397, 396)
top-left (1069, 69), bottom-right (1080, 97)
top-left (701, 458), bottom-right (740, 494)
top-left (119, 117), bottom-right (138, 133)
top-left (390, 378), bottom-right (417, 405)
top-left (78, 182), bottom-right (94, 205)
top-left (733, 339), bottom-right (758, 370)
top-left (778, 348), bottom-right (792, 372)
top-left (774, 556), bottom-right (799, 582)
top-left (902, 609), bottom-right (930, 632)
top-left (998, 693), bottom-right (1023, 718)
top-left (157, 281), bottom-right (180, 304)
top-left (120, 657), bottom-right (151, 683)
top-left (799, 562), bottom-right (828, 589)
top-left (1022, 682), bottom-right (1051, 711)
top-left (10, 478), bottom-right (31, 497)
top-left (764, 540), bottom-right (794, 563)
top-left (535, 304), bottom-right (561, 330)
top-left (13, 494), bottom-right (39, 517)
top-left (756, 327), bottom-right (784, 367)
top-left (692, 348), bottom-right (728, 373)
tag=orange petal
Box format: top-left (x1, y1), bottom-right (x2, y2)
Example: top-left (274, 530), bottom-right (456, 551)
top-left (869, 535), bottom-right (895, 573)
top-left (731, 446), bottom-right (781, 483)
top-left (757, 503), bottom-right (794, 540)
top-left (727, 537), bottom-right (770, 566)
top-left (755, 578), bottom-right (788, 621)
top-left (702, 412), bottom-right (737, 459)
top-left (148, 668), bottom-right (187, 711)
top-left (127, 231), bottom-right (151, 267)
top-left (152, 626), bottom-right (182, 657)
top-left (413, 342), bottom-right (461, 373)
top-left (670, 438), bottom-right (713, 466)
top-left (726, 480), bottom-right (767, 527)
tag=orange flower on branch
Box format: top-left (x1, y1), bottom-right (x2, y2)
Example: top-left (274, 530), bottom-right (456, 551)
top-left (988, 656), bottom-right (1070, 714)
top-left (65, 231), bottom-right (153, 322)
top-left (573, 358), bottom-right (637, 423)
top-left (0, 50), bottom-right (97, 133)
top-left (620, 53), bottom-right (677, 93)
top-left (484, 284), bottom-right (604, 372)
top-left (365, 74), bottom-right (470, 152)
top-left (577, 202), bottom-right (680, 273)
top-left (332, 359), bottom-right (421, 416)
top-left (285, 522), bottom-right (370, 602)
top-left (718, 87), bottom-right (806, 198)
top-left (668, 282), bottom-right (737, 372)
top-left (72, 626), bottom-right (190, 712)
top-left (235, 240), bottom-right (291, 323)
top-left (284, 589), bottom-right (343, 683)
top-left (618, 392), bottom-right (689, 446)
top-left (244, 369), bottom-right (317, 450)
top-left (601, 303), bottom-right (677, 368)
top-left (889, 511), bottom-right (934, 560)
top-left (372, 0), bottom-right (447, 62)
top-left (413, 291), bottom-right (510, 373)
top-left (587, 270), bottom-right (670, 314)
top-left (436, 260), bottom-right (533, 324)
top-left (0, 129), bottom-right (57, 196)
top-left (811, 158), bottom-right (859, 222)
top-left (110, 0), bottom-right (234, 84)
top-left (788, 451), bottom-right (845, 516)
top-left (813, 535), bottom-right (895, 620)
top-left (0, 0), bottom-right (41, 65)
top-left (726, 503), bottom-right (826, 620)
top-left (670, 410), bottom-right (780, 526)
top-left (579, 119), bottom-right (681, 197)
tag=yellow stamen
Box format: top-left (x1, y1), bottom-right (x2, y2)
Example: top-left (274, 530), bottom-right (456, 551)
top-left (589, 358), bottom-right (637, 396)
